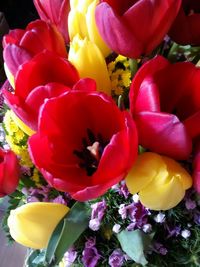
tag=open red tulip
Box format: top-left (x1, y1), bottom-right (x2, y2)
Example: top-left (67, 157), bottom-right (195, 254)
top-left (3, 51), bottom-right (79, 131)
top-left (129, 55), bottom-right (200, 160)
top-left (95, 0), bottom-right (181, 58)
top-left (28, 89), bottom-right (138, 201)
top-left (3, 20), bottom-right (67, 78)
top-left (169, 0), bottom-right (200, 45)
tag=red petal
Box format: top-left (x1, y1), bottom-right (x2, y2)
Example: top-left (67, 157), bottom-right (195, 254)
top-left (135, 111), bottom-right (192, 159)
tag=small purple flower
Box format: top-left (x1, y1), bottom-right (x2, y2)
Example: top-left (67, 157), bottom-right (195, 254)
top-left (52, 195), bottom-right (67, 205)
top-left (185, 199), bottom-right (196, 210)
top-left (82, 237), bottom-right (101, 267)
top-left (154, 213), bottom-right (165, 223)
top-left (112, 224), bottom-right (121, 234)
top-left (85, 237), bottom-right (97, 248)
top-left (194, 211), bottom-right (200, 225)
top-left (89, 218), bottom-right (101, 231)
top-left (118, 204), bottom-right (127, 219)
top-left (126, 222), bottom-right (136, 231)
top-left (63, 247), bottom-right (77, 267)
top-left (108, 249), bottom-right (125, 267)
top-left (126, 202), bottom-right (148, 228)
top-left (89, 200), bottom-right (106, 231)
top-left (118, 181), bottom-right (130, 199)
top-left (91, 200), bottom-right (107, 220)
top-left (166, 225), bottom-right (181, 238)
top-left (142, 224), bottom-right (152, 233)
top-left (181, 229), bottom-right (191, 239)
top-left (153, 242), bottom-right (168, 255)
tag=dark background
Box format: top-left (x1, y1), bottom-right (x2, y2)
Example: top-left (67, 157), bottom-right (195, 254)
top-left (0, 0), bottom-right (38, 84)
top-left (0, 0), bottom-right (38, 29)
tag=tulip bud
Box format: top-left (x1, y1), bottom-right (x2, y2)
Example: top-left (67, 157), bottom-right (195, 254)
top-left (69, 35), bottom-right (111, 95)
top-left (68, 0), bottom-right (110, 57)
top-left (126, 152), bottom-right (192, 210)
top-left (8, 202), bottom-right (69, 249)
top-left (0, 148), bottom-right (20, 197)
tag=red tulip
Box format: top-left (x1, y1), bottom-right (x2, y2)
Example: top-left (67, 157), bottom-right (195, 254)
top-left (95, 0), bottom-right (181, 58)
top-left (28, 88), bottom-right (138, 201)
top-left (3, 51), bottom-right (79, 131)
top-left (129, 55), bottom-right (200, 160)
top-left (3, 20), bottom-right (67, 79)
top-left (0, 149), bottom-right (20, 197)
top-left (34, 0), bottom-right (70, 43)
top-left (169, 0), bottom-right (200, 45)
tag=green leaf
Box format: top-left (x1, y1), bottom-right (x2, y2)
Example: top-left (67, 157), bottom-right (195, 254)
top-left (117, 229), bottom-right (152, 266)
top-left (25, 250), bottom-right (47, 267)
top-left (46, 201), bottom-right (91, 266)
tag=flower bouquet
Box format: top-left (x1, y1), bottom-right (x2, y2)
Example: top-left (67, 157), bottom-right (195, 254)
top-left (1, 0), bottom-right (200, 266)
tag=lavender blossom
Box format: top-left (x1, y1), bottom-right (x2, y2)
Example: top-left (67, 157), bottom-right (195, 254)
top-left (181, 229), bottom-right (191, 239)
top-left (89, 218), bottom-right (101, 231)
top-left (112, 224), bottom-right (121, 234)
top-left (62, 247), bottom-right (77, 267)
top-left (82, 237), bottom-right (101, 267)
top-left (52, 195), bottom-right (67, 205)
top-left (89, 200), bottom-right (106, 231)
top-left (108, 249), bottom-right (125, 267)
top-left (185, 198), bottom-right (196, 210)
top-left (118, 204), bottom-right (127, 219)
top-left (154, 213), bottom-right (166, 223)
top-left (153, 242), bottom-right (168, 255)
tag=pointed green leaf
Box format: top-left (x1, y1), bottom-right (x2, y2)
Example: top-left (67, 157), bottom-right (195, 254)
top-left (117, 229), bottom-right (152, 266)
top-left (45, 201), bottom-right (91, 266)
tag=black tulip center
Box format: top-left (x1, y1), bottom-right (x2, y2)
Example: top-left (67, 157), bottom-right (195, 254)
top-left (74, 129), bottom-right (109, 176)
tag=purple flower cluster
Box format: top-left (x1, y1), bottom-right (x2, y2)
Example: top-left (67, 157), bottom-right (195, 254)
top-left (22, 185), bottom-right (71, 204)
top-left (82, 237), bottom-right (101, 267)
top-left (89, 199), bottom-right (107, 231)
top-left (118, 200), bottom-right (149, 231)
top-left (108, 249), bottom-right (125, 267)
top-left (63, 247), bottom-right (77, 267)
top-left (112, 181), bottom-right (130, 199)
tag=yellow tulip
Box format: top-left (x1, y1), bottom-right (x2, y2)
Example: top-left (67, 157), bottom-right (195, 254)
top-left (8, 202), bottom-right (69, 249)
top-left (68, 0), bottom-right (111, 57)
top-left (69, 35), bottom-right (111, 95)
top-left (10, 111), bottom-right (35, 136)
top-left (126, 152), bottom-right (192, 211)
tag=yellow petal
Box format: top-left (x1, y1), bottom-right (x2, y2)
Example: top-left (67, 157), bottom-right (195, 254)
top-left (70, 0), bottom-right (94, 12)
top-left (8, 202), bottom-right (69, 249)
top-left (125, 152), bottom-right (168, 195)
top-left (4, 63), bottom-right (15, 89)
top-left (139, 176), bottom-right (185, 210)
top-left (69, 35), bottom-right (111, 95)
top-left (10, 111), bottom-right (35, 136)
top-left (162, 156), bottom-right (192, 190)
top-left (86, 0), bottom-right (111, 57)
top-left (68, 10), bottom-right (89, 40)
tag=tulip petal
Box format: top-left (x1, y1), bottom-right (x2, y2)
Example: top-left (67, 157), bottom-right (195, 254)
top-left (69, 36), bottom-right (111, 94)
top-left (8, 202), bottom-right (69, 249)
top-left (126, 152), bottom-right (168, 195)
top-left (3, 44), bottom-right (32, 76)
top-left (139, 176), bottom-right (185, 211)
top-left (135, 111), bottom-right (192, 160)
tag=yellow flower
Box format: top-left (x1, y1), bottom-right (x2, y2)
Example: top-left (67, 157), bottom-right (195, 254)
top-left (69, 35), bottom-right (111, 95)
top-left (126, 152), bottom-right (192, 210)
top-left (68, 0), bottom-right (110, 57)
top-left (8, 202), bottom-right (69, 249)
